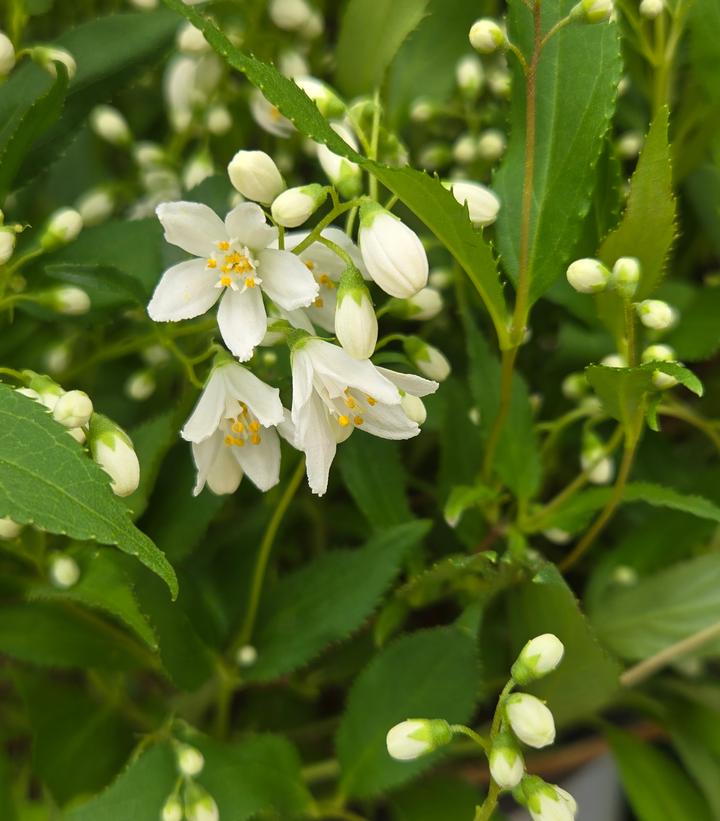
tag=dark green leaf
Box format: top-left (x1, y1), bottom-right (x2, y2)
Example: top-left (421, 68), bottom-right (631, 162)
top-left (390, 775), bottom-right (480, 820)
top-left (585, 364), bottom-right (652, 433)
top-left (45, 264), bottom-right (148, 308)
top-left (122, 412), bottom-right (177, 521)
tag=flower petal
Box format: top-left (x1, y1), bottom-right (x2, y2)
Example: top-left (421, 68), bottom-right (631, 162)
top-left (233, 426), bottom-right (281, 491)
top-left (224, 202), bottom-right (276, 250)
top-left (361, 402), bottom-right (420, 440)
top-left (206, 443), bottom-right (243, 495)
top-left (376, 367), bottom-right (439, 398)
top-left (258, 249), bottom-right (319, 310)
top-left (191, 432), bottom-right (222, 495)
top-left (291, 348), bottom-right (315, 424)
top-left (217, 286), bottom-right (267, 362)
top-left (182, 368), bottom-right (226, 443)
top-left (297, 392), bottom-right (337, 496)
top-left (221, 363), bottom-right (284, 427)
top-left (156, 201), bottom-right (225, 257)
top-left (147, 259), bottom-right (220, 322)
top-left (306, 339), bottom-right (401, 404)
top-left (284, 227), bottom-right (368, 280)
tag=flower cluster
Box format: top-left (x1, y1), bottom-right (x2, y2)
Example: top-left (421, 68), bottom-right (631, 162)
top-left (160, 742), bottom-right (219, 821)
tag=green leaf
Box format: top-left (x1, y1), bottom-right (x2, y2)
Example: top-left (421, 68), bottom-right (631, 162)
top-left (64, 743), bottom-right (177, 821)
top-left (650, 361), bottom-right (703, 397)
top-left (338, 436), bottom-right (413, 529)
top-left (122, 412), bottom-right (177, 521)
top-left (45, 264), bottom-right (148, 308)
top-left (666, 285), bottom-right (720, 362)
top-left (0, 385), bottom-right (177, 598)
top-left (598, 107), bottom-right (676, 299)
top-left (390, 775), bottom-right (480, 821)
top-left (335, 0), bottom-right (430, 96)
top-left (591, 553), bottom-right (720, 661)
top-left (689, 0), bottom-right (720, 105)
top-left (606, 725), bottom-right (712, 821)
top-left (506, 563), bottom-right (620, 724)
top-left (336, 625), bottom-right (479, 798)
top-left (494, 0), bottom-right (621, 302)
top-left (443, 484), bottom-right (497, 528)
top-left (17, 671), bottom-right (134, 806)
top-left (585, 364), bottom-right (653, 434)
top-left (246, 521), bottom-right (430, 682)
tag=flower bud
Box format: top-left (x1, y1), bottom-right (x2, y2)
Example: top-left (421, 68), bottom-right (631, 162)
top-left (279, 49), bottom-right (310, 78)
top-left (611, 256), bottom-right (640, 298)
top-left (404, 338), bottom-right (451, 381)
top-left (418, 143), bottom-right (452, 171)
top-left (512, 634), bottom-right (565, 684)
top-left (571, 0), bottom-right (614, 23)
top-left (41, 208), bottom-right (83, 250)
top-left (294, 76), bottom-right (345, 118)
top-left (489, 733), bottom-right (525, 789)
top-left (617, 131), bottom-right (643, 159)
top-left (269, 0), bottom-right (312, 31)
top-left (249, 89), bottom-right (295, 138)
top-left (0, 516), bottom-right (23, 540)
top-left (161, 797), bottom-right (183, 821)
top-left (477, 129), bottom-right (507, 162)
top-left (581, 432), bottom-right (614, 485)
top-left (23, 371), bottom-right (65, 411)
top-left (177, 22), bottom-right (209, 54)
top-left (561, 372), bottom-right (588, 400)
top-left (125, 370), bottom-right (156, 401)
top-left (505, 694), bottom-right (556, 749)
top-left (0, 228), bottom-right (15, 264)
top-left (359, 202), bottom-right (428, 298)
top-left (183, 151), bottom-right (214, 191)
top-left (515, 776), bottom-right (577, 821)
top-left (44, 285), bottom-right (91, 316)
top-left (206, 104), bottom-right (232, 135)
top-left (566, 258), bottom-right (611, 293)
top-left (409, 97), bottom-right (436, 123)
top-left (0, 31), bottom-right (16, 77)
top-left (428, 267), bottom-right (453, 290)
top-left (133, 141), bottom-right (166, 168)
top-left (335, 267), bottom-right (377, 360)
top-left (385, 719), bottom-right (453, 761)
top-left (600, 353), bottom-right (626, 368)
top-left (228, 150), bottom-right (285, 205)
top-left (487, 67), bottom-right (511, 98)
top-left (316, 122), bottom-right (362, 199)
top-left (76, 188), bottom-right (114, 226)
top-left (636, 299), bottom-right (677, 331)
top-left (90, 105), bottom-right (132, 147)
top-left (543, 528), bottom-right (571, 545)
top-left (448, 181), bottom-right (501, 227)
top-left (236, 644), bottom-right (258, 667)
top-left (49, 554), bottom-right (81, 589)
top-left (469, 19), bottom-right (506, 53)
top-left (640, 0), bottom-right (663, 18)
top-left (641, 344), bottom-right (678, 389)
top-left (299, 9), bottom-right (324, 39)
top-left (452, 133), bottom-right (478, 165)
top-left (271, 184), bottom-right (327, 228)
top-left (88, 414), bottom-right (140, 498)
top-left (401, 393), bottom-right (427, 425)
top-left (31, 46), bottom-right (76, 79)
top-left (177, 744), bottom-right (205, 777)
top-left (388, 288), bottom-right (443, 321)
top-left (52, 389), bottom-right (93, 429)
top-left (455, 55), bottom-right (484, 97)
top-left (45, 342), bottom-right (72, 375)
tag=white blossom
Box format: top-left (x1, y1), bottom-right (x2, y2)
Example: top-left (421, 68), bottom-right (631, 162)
top-left (404, 338), bottom-right (451, 381)
top-left (271, 184), bottom-right (327, 228)
top-left (88, 416), bottom-right (140, 498)
top-left (489, 736), bottom-right (525, 789)
top-left (505, 693), bottom-right (556, 749)
top-left (611, 256), bottom-right (640, 298)
top-left (42, 208), bottom-right (83, 249)
top-left (52, 390), bottom-right (93, 429)
top-left (636, 299), bottom-right (677, 331)
top-left (228, 150), bottom-right (285, 205)
top-left (335, 269), bottom-right (377, 360)
top-left (250, 89), bottom-right (295, 138)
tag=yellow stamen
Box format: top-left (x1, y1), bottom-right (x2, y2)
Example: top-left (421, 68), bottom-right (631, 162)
top-left (245, 277), bottom-right (256, 288)
top-left (366, 396), bottom-right (376, 406)
top-left (251, 433), bottom-right (261, 445)
top-left (270, 106), bottom-right (281, 121)
top-left (217, 240), bottom-right (230, 251)
top-left (314, 297), bottom-right (324, 308)
top-left (235, 256), bottom-right (253, 273)
top-left (232, 421), bottom-right (244, 433)
top-left (344, 395), bottom-right (356, 409)
top-left (207, 258), bottom-right (217, 269)
top-left (221, 264), bottom-right (232, 274)
top-left (248, 420), bottom-right (260, 433)
top-left (234, 437), bottom-right (245, 447)
top-left (220, 276), bottom-right (232, 287)
top-left (224, 435), bottom-right (234, 446)
top-left (338, 415), bottom-right (350, 427)
top-left (305, 260), bottom-right (315, 271)
top-left (354, 416), bottom-right (364, 426)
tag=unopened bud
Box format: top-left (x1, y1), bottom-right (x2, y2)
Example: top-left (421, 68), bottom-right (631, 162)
top-left (271, 183), bottom-right (327, 228)
top-left (49, 554), bottom-right (81, 589)
top-left (571, 0), bottom-right (614, 23)
top-left (409, 98), bottom-right (436, 123)
top-left (88, 415), bottom-right (140, 498)
top-left (76, 188), bottom-right (114, 226)
top-left (561, 372), bottom-right (588, 400)
top-left (205, 104), bottom-right (232, 136)
top-left (161, 797), bottom-right (183, 821)
top-left (0, 31), bottom-right (15, 77)
top-left (641, 344), bottom-right (678, 389)
top-left (23, 371), bottom-right (65, 411)
top-left (404, 338), bottom-right (451, 382)
top-left (487, 67), bottom-right (511, 98)
top-left (0, 516), bottom-right (23, 540)
top-left (52, 389), bottom-right (93, 428)
top-left (279, 49), bottom-right (310, 78)
top-left (543, 528), bottom-right (571, 545)
top-left (611, 256), bottom-right (640, 298)
top-left (505, 694), bottom-right (556, 749)
top-left (41, 208), bottom-right (83, 250)
top-left (236, 644), bottom-right (258, 667)
top-left (477, 129), bottom-right (507, 162)
top-left (514, 776), bottom-right (578, 821)
top-left (388, 288), bottom-right (443, 321)
top-left (90, 105), bottom-right (132, 147)
top-left (448, 181), bottom-right (501, 227)
top-left (469, 19), bottom-right (506, 53)
top-left (636, 299), bottom-right (677, 331)
top-left (0, 228), bottom-right (15, 264)
top-left (125, 370), bottom-right (157, 401)
top-left (489, 733), bottom-right (525, 789)
top-left (566, 258), bottom-right (611, 293)
top-left (45, 342), bottom-right (72, 375)
top-left (177, 744), bottom-right (205, 777)
top-left (581, 432), bottom-right (614, 484)
top-left (177, 22), bottom-right (209, 54)
top-left (600, 353), bottom-right (626, 368)
top-left (269, 0), bottom-right (313, 31)
top-left (335, 267), bottom-right (377, 360)
top-left (44, 285), bottom-right (91, 316)
top-left (456, 55), bottom-right (484, 97)
top-left (294, 76), bottom-right (345, 118)
top-left (386, 719), bottom-right (453, 761)
top-left (401, 393), bottom-right (427, 425)
top-left (639, 0), bottom-right (663, 18)
top-left (228, 150), bottom-right (285, 205)
top-left (512, 634), bottom-right (565, 684)
top-left (617, 131), bottom-right (643, 160)
top-left (316, 122), bottom-right (362, 199)
top-left (452, 133), bottom-right (478, 165)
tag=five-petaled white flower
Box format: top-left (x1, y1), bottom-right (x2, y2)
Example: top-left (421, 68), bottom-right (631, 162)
top-left (181, 360), bottom-right (285, 495)
top-left (148, 201), bottom-right (319, 361)
top-left (288, 338), bottom-right (437, 496)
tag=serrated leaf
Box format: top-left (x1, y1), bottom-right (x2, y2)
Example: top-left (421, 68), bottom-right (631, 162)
top-left (0, 385), bottom-right (177, 597)
top-left (245, 521), bottom-right (430, 682)
top-left (45, 264), bottom-right (148, 308)
top-left (591, 553), bottom-right (720, 661)
top-left (494, 0), bottom-right (621, 302)
top-left (599, 107), bottom-right (676, 299)
top-left (336, 625), bottom-right (479, 798)
top-left (390, 775), bottom-right (480, 821)
top-left (336, 0), bottom-right (429, 96)
top-left (649, 361), bottom-right (703, 396)
top-left (507, 563), bottom-right (620, 724)
top-left (585, 364), bottom-right (653, 433)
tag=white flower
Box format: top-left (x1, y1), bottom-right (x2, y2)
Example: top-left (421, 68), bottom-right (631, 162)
top-left (335, 269), bottom-right (377, 360)
top-left (385, 719), bottom-right (452, 761)
top-left (469, 19), bottom-right (505, 53)
top-left (456, 55), bottom-right (484, 97)
top-left (636, 299), bottom-right (677, 331)
top-left (271, 184), bottom-right (327, 228)
top-left (641, 344), bottom-right (678, 389)
top-left (477, 129), bottom-right (507, 161)
top-left (88, 416), bottom-right (140, 498)
top-left (611, 256), bottom-right (640, 298)
top-left (316, 122), bottom-right (362, 199)
top-left (41, 208), bottom-right (83, 249)
top-left (566, 258), bottom-right (611, 293)
top-left (0, 517), bottom-right (23, 540)
top-left (148, 201), bottom-right (318, 361)
top-left (269, 0), bottom-right (312, 30)
top-left (359, 203), bottom-right (428, 298)
top-left (0, 229), bottom-right (15, 264)
top-left (289, 339), bottom-right (428, 495)
top-left (448, 181), bottom-right (501, 227)
top-left (250, 89), bottom-right (295, 138)
top-left (279, 49), bottom-right (310, 78)
top-left (228, 150), bottom-right (285, 205)
top-left (52, 390), bottom-right (93, 429)
top-left (90, 105), bottom-right (132, 146)
top-left (512, 634), bottom-right (565, 684)
top-left (49, 555), bottom-right (81, 589)
top-left (0, 31), bottom-right (16, 76)
top-left (404, 338), bottom-right (451, 381)
top-left (506, 694), bottom-right (556, 748)
top-left (181, 360), bottom-right (285, 495)
top-left (600, 353), bottom-right (626, 368)
top-left (489, 736), bottom-right (525, 789)
top-left (76, 188), bottom-right (114, 226)
top-left (177, 744), bottom-right (205, 776)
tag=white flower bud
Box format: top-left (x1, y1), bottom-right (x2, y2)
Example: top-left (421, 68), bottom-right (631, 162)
top-left (572, 0), bottom-right (614, 23)
top-left (142, 344), bottom-right (171, 366)
top-left (456, 55), bottom-right (484, 97)
top-left (477, 129), bottom-right (507, 162)
top-left (453, 133), bottom-right (478, 165)
top-left (299, 9), bottom-right (324, 39)
top-left (405, 287), bottom-right (443, 321)
top-left (642, 344), bottom-right (678, 389)
top-left (0, 229), bottom-right (15, 264)
top-left (581, 433), bottom-right (614, 484)
top-left (41, 208), bottom-right (83, 250)
top-left (125, 370), bottom-right (156, 401)
top-left (386, 719), bottom-right (453, 761)
top-left (0, 516), bottom-right (23, 540)
top-left (401, 393), bottom-right (427, 425)
top-left (359, 203), bottom-right (428, 298)
top-left (67, 427), bottom-right (86, 444)
top-left (269, 0), bottom-right (312, 30)
top-left (487, 67), bottom-right (511, 98)
top-left (512, 634), bottom-right (565, 684)
top-left (206, 104), bottom-right (232, 135)
top-left (335, 268), bottom-right (377, 360)
top-left (639, 0), bottom-right (663, 18)
top-left (617, 131), bottom-right (643, 159)
top-left (531, 786), bottom-right (577, 821)
top-left (561, 372), bottom-right (588, 400)
top-left (88, 415), bottom-right (140, 498)
top-left (489, 734), bottom-right (525, 789)
top-left (279, 49), bottom-right (310, 78)
top-left (49, 554), bottom-right (81, 589)
top-left (543, 528), bottom-right (571, 545)
top-left (186, 795), bottom-right (219, 821)
top-left (611, 256), bottom-right (640, 298)
top-left (183, 151), bottom-right (214, 190)
top-left (177, 744), bottom-right (205, 777)
top-left (90, 105), bottom-right (132, 147)
top-left (32, 46), bottom-right (76, 79)
top-left (404, 338), bottom-right (451, 382)
top-left (236, 644), bottom-right (258, 667)
top-left (449, 181), bottom-right (501, 227)
top-left (249, 89), bottom-right (295, 138)
top-left (161, 797), bottom-right (183, 821)
top-left (469, 19), bottom-right (506, 53)
top-left (294, 76), bottom-right (345, 118)
top-left (505, 693), bottom-right (556, 749)
top-left (48, 285), bottom-right (91, 316)
top-left (600, 353), bottom-right (626, 368)
top-left (45, 342), bottom-right (71, 375)
top-left (23, 372), bottom-right (64, 411)
top-left (76, 188), bottom-right (114, 226)
top-left (134, 141), bottom-right (166, 168)
top-left (0, 31), bottom-right (16, 76)
top-left (52, 390), bottom-right (93, 429)
top-left (228, 150), bottom-right (285, 205)
top-left (636, 299), bottom-right (677, 330)
top-left (612, 564), bottom-right (638, 586)
top-left (566, 258), bottom-right (611, 293)
top-left (177, 22), bottom-right (209, 54)
top-left (271, 184), bottom-right (327, 227)
top-left (428, 268), bottom-right (453, 290)
top-left (418, 143), bottom-right (452, 171)
top-left (410, 98), bottom-right (435, 123)
top-left (316, 122), bottom-right (362, 199)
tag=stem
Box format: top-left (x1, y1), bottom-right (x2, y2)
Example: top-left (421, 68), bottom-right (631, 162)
top-left (292, 200), bottom-right (360, 256)
top-left (659, 403), bottom-right (720, 453)
top-left (620, 620), bottom-right (720, 687)
top-left (368, 88), bottom-right (381, 201)
top-left (623, 299), bottom-right (637, 366)
top-left (228, 458), bottom-right (305, 656)
top-left (316, 235), bottom-right (355, 269)
top-left (451, 725), bottom-right (490, 754)
top-left (474, 679), bottom-right (515, 821)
